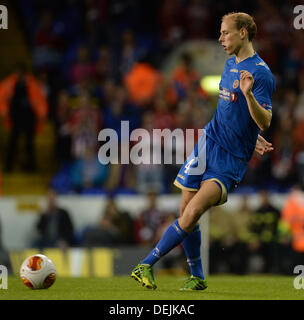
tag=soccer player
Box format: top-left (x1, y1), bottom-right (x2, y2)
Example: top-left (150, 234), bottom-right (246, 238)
top-left (131, 12), bottom-right (276, 290)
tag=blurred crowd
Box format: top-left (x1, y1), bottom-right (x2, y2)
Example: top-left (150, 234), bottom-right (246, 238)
top-left (0, 0), bottom-right (303, 195)
top-left (210, 186), bottom-right (304, 275)
top-left (27, 187), bottom-right (304, 275)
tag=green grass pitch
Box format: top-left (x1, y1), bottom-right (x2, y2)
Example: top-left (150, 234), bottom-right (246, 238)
top-left (1, 275), bottom-right (303, 300)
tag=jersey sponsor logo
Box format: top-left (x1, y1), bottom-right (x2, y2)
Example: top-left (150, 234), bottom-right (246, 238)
top-left (219, 86), bottom-right (238, 102)
top-left (233, 80), bottom-right (239, 89)
top-left (230, 68), bottom-right (238, 73)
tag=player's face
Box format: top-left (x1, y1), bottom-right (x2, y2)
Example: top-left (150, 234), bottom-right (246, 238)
top-left (219, 18), bottom-right (243, 55)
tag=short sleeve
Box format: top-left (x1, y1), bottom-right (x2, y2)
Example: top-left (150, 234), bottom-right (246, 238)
top-left (252, 71), bottom-right (275, 112)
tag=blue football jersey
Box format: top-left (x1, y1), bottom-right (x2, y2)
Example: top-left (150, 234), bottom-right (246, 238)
top-left (204, 52), bottom-right (276, 162)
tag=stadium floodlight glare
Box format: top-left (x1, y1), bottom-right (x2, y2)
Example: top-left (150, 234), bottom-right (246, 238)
top-left (200, 75), bottom-right (221, 95)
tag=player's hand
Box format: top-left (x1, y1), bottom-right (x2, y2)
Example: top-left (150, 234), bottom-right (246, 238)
top-left (240, 70), bottom-right (254, 96)
top-left (255, 134), bottom-right (274, 155)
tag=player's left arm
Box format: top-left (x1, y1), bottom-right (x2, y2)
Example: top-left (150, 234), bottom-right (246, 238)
top-left (240, 70), bottom-right (273, 131)
top-left (255, 134), bottom-right (274, 155)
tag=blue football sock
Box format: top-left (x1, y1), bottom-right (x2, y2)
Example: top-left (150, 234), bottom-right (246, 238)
top-left (141, 219), bottom-right (188, 266)
top-left (182, 224), bottom-right (205, 279)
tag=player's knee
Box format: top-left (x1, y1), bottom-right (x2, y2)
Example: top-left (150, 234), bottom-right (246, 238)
top-left (188, 206), bottom-right (205, 220)
top-left (179, 201), bottom-right (187, 217)
top-left (180, 206), bottom-right (205, 231)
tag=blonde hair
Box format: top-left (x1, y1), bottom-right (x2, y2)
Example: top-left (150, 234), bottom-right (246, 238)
top-left (222, 12), bottom-right (257, 42)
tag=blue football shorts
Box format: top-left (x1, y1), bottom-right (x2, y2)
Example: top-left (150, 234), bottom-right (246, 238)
top-left (174, 130), bottom-right (248, 205)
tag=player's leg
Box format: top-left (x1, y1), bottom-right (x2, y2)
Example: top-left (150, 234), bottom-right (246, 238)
top-left (178, 181), bottom-right (222, 290)
top-left (179, 189), bottom-right (197, 216)
top-left (131, 191), bottom-right (196, 289)
top-left (131, 180), bottom-right (221, 289)
top-left (131, 215), bottom-right (188, 289)
top-left (179, 190), bottom-right (206, 288)
top-left (179, 190), bottom-right (205, 280)
top-left (178, 180), bottom-right (221, 232)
